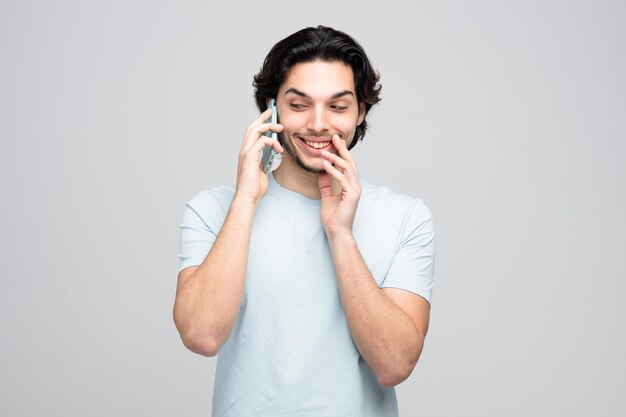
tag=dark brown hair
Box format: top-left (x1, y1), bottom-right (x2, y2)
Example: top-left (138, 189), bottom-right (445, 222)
top-left (253, 26), bottom-right (382, 150)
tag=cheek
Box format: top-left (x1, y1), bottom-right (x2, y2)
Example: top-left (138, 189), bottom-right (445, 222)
top-left (336, 118), bottom-right (359, 138)
top-left (279, 118), bottom-right (302, 135)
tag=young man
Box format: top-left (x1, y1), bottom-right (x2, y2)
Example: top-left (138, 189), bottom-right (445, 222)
top-left (174, 26), bottom-right (435, 416)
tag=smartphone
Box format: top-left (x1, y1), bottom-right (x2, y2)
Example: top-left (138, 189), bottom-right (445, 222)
top-left (261, 98), bottom-right (282, 173)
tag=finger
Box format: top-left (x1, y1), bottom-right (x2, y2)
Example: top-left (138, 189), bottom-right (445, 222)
top-left (322, 160), bottom-right (356, 196)
top-left (320, 149), bottom-right (356, 185)
top-left (243, 123), bottom-right (284, 151)
top-left (332, 134), bottom-right (358, 176)
top-left (252, 107), bottom-right (274, 128)
top-left (242, 107), bottom-right (276, 146)
top-left (240, 138), bottom-right (283, 174)
top-left (246, 135), bottom-right (284, 157)
top-left (256, 123), bottom-right (284, 136)
top-left (317, 172), bottom-right (334, 199)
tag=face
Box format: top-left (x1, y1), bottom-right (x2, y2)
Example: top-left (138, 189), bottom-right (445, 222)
top-left (275, 60), bottom-right (365, 174)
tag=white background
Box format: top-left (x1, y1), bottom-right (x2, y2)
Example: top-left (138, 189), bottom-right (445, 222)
top-left (1, 0), bottom-right (624, 415)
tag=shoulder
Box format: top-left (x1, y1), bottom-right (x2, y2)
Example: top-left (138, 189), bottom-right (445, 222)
top-left (354, 179), bottom-right (435, 291)
top-left (187, 185), bottom-right (235, 208)
top-left (184, 185), bottom-right (236, 227)
top-left (359, 178), bottom-right (433, 228)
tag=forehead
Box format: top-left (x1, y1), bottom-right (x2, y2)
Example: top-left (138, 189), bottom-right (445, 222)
top-left (279, 60), bottom-right (356, 99)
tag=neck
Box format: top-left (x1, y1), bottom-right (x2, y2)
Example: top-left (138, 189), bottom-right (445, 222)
top-left (272, 155), bottom-right (322, 200)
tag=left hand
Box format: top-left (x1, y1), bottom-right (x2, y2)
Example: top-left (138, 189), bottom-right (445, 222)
top-left (318, 134), bottom-right (362, 239)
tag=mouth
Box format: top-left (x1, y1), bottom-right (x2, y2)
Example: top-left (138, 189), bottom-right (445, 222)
top-left (297, 136), bottom-right (334, 152)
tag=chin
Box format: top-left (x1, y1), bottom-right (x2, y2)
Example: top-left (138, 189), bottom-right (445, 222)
top-left (281, 133), bottom-right (329, 174)
top-left (296, 158), bottom-right (326, 174)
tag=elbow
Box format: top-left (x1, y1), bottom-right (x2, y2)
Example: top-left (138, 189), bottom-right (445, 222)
top-left (180, 330), bottom-right (221, 357)
top-left (173, 308), bottom-right (224, 357)
top-left (174, 314), bottom-right (223, 357)
top-left (377, 333), bottom-right (426, 388)
top-left (376, 363), bottom-right (415, 388)
top-left (376, 349), bottom-right (421, 388)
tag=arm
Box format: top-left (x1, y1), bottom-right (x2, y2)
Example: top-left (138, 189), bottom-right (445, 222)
top-left (173, 197), bottom-right (256, 356)
top-left (319, 134), bottom-right (431, 387)
top-left (173, 109), bottom-right (283, 356)
top-left (327, 234), bottom-right (430, 388)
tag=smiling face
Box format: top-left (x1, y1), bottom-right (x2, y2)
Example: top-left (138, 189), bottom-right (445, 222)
top-left (275, 60), bottom-right (365, 174)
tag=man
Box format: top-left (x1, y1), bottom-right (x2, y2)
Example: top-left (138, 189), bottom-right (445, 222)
top-left (174, 26), bottom-right (435, 416)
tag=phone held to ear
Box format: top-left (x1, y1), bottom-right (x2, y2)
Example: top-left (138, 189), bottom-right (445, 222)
top-left (261, 98), bottom-right (282, 173)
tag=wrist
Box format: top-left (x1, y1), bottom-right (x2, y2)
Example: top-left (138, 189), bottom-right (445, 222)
top-left (231, 193), bottom-right (259, 210)
top-left (327, 231), bottom-right (356, 248)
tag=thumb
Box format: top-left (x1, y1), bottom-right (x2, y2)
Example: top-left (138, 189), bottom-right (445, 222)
top-left (318, 173), bottom-right (333, 199)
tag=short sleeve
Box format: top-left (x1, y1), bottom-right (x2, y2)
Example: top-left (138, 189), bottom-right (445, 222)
top-left (178, 189), bottom-right (232, 274)
top-left (380, 200), bottom-right (436, 304)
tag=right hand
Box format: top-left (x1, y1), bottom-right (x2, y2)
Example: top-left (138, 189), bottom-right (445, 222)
top-left (234, 107), bottom-right (284, 205)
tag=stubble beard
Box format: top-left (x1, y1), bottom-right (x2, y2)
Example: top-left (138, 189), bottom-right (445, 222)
top-left (278, 131), bottom-right (326, 174)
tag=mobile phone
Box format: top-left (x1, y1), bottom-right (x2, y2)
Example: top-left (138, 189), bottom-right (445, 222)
top-left (261, 98), bottom-right (282, 173)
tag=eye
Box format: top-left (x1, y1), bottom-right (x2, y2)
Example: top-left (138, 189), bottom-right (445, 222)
top-left (330, 105), bottom-right (348, 111)
top-left (289, 103), bottom-right (308, 110)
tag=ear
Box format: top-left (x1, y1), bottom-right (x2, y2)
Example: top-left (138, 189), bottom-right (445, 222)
top-left (357, 102), bottom-right (366, 126)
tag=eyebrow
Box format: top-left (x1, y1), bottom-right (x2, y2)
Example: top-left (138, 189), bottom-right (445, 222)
top-left (284, 88), bottom-right (354, 100)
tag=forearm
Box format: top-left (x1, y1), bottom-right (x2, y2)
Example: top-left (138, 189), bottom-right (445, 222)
top-left (328, 233), bottom-right (423, 387)
top-left (174, 196), bottom-right (256, 354)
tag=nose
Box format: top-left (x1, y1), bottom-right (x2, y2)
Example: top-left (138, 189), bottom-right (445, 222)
top-left (306, 104), bottom-right (330, 133)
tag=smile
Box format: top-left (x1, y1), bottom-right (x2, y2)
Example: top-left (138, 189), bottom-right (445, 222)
top-left (298, 136), bottom-right (333, 151)
top-left (304, 140), bottom-right (330, 149)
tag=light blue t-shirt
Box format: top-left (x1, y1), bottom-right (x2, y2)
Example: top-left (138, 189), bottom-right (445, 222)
top-left (178, 172), bottom-right (436, 417)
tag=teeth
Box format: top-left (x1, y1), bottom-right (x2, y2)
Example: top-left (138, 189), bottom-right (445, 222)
top-left (303, 140), bottom-right (330, 149)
